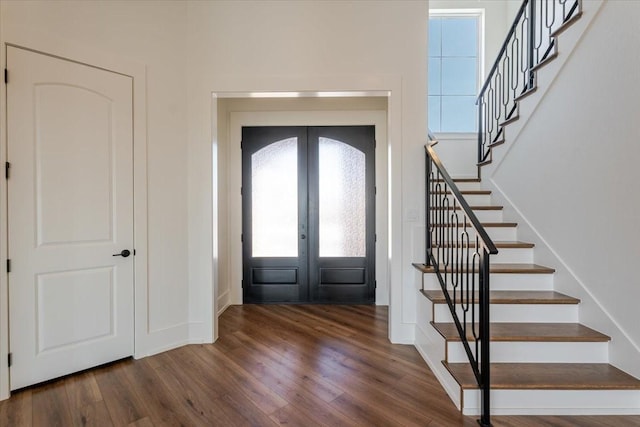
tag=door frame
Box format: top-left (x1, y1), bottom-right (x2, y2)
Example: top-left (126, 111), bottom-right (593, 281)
top-left (228, 111), bottom-right (388, 307)
top-left (0, 29), bottom-right (148, 399)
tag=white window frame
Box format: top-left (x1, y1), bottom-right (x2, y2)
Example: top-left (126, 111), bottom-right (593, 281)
top-left (428, 9), bottom-right (485, 136)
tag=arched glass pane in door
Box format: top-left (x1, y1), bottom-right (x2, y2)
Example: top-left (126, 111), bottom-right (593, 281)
top-left (251, 138), bottom-right (298, 257)
top-left (318, 137), bottom-right (366, 257)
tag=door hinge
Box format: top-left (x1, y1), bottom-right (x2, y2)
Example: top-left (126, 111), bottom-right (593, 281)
top-left (375, 234), bottom-right (377, 243)
top-left (133, 249), bottom-right (136, 256)
top-left (5, 162), bottom-right (9, 179)
top-left (7, 353), bottom-right (12, 368)
top-left (6, 259), bottom-right (10, 273)
top-left (375, 280), bottom-right (377, 289)
top-left (374, 186), bottom-right (377, 195)
top-left (240, 186), bottom-right (243, 196)
top-left (241, 234), bottom-right (243, 243)
top-left (3, 69), bottom-right (7, 84)
top-left (241, 279), bottom-right (244, 289)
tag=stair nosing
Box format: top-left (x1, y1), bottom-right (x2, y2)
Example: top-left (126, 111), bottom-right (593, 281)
top-left (429, 205), bottom-right (503, 211)
top-left (431, 222), bottom-right (517, 228)
top-left (442, 362), bottom-right (640, 391)
top-left (419, 289), bottom-right (579, 305)
top-left (432, 241), bottom-right (534, 249)
top-left (413, 263), bottom-right (556, 275)
top-left (430, 321), bottom-right (610, 343)
top-left (433, 190), bottom-right (491, 195)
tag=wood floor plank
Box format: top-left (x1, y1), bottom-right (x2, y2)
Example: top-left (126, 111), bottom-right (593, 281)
top-left (153, 361), bottom-right (232, 426)
top-left (160, 348), bottom-right (260, 426)
top-left (32, 379), bottom-right (74, 427)
top-left (217, 392), bottom-right (280, 427)
top-left (72, 400), bottom-right (114, 427)
top-left (0, 389), bottom-right (32, 426)
top-left (229, 344), bottom-right (360, 427)
top-left (232, 331), bottom-right (345, 403)
top-left (64, 371), bottom-right (103, 412)
top-left (126, 417), bottom-right (154, 427)
top-left (330, 392), bottom-right (428, 427)
top-left (195, 344), bottom-right (289, 416)
top-left (120, 357), bottom-right (196, 426)
top-left (279, 305), bottom-right (431, 376)
top-left (269, 403), bottom-right (328, 427)
top-left (93, 360), bottom-right (151, 425)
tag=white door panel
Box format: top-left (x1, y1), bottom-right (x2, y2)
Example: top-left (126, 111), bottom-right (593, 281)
top-left (7, 46), bottom-right (134, 390)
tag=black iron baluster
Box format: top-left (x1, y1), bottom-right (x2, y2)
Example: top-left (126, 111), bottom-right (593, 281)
top-left (424, 142), bottom-right (497, 426)
top-left (426, 151), bottom-right (432, 267)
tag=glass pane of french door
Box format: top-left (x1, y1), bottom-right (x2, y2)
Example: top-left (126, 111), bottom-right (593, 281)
top-left (251, 137), bottom-right (298, 257)
top-left (318, 137), bottom-right (366, 258)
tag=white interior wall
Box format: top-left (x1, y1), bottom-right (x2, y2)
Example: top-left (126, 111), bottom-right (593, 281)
top-left (0, 0), bottom-right (194, 365)
top-left (487, 0), bottom-right (640, 378)
top-left (186, 0), bottom-right (428, 343)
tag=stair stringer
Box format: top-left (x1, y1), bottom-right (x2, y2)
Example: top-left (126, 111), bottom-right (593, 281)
top-left (415, 294), bottom-right (464, 410)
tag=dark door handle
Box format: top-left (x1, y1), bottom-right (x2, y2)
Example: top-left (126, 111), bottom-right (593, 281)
top-left (113, 249), bottom-right (131, 258)
top-left (301, 234), bottom-right (306, 240)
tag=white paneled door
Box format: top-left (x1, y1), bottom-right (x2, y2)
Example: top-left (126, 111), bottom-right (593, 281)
top-left (7, 47), bottom-right (134, 390)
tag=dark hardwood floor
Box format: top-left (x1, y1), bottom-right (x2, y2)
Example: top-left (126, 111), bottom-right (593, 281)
top-left (1, 304), bottom-right (639, 426)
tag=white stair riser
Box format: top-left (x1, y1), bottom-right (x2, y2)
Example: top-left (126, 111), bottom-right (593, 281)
top-left (429, 247), bottom-right (533, 263)
top-left (447, 181), bottom-right (483, 191)
top-left (490, 273), bottom-right (554, 291)
top-left (433, 226), bottom-right (517, 241)
top-left (446, 341), bottom-right (609, 363)
top-left (473, 209), bottom-right (503, 222)
top-left (421, 272), bottom-right (554, 291)
top-left (461, 389), bottom-right (640, 416)
top-left (432, 209), bottom-right (503, 222)
top-left (492, 248), bottom-right (533, 263)
top-left (441, 194), bottom-right (493, 206)
top-left (433, 303), bottom-right (579, 323)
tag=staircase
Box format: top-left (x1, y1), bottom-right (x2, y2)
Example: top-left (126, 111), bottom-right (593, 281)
top-left (415, 0), bottom-right (640, 419)
top-left (414, 179), bottom-right (640, 415)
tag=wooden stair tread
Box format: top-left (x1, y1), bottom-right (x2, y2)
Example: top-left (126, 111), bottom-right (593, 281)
top-left (434, 178), bottom-right (481, 183)
top-left (413, 263), bottom-right (555, 274)
top-left (419, 289), bottom-right (579, 305)
top-left (434, 190), bottom-right (491, 195)
top-left (431, 322), bottom-right (610, 342)
top-left (430, 205), bottom-right (503, 211)
top-left (433, 241), bottom-right (534, 249)
top-left (443, 362), bottom-right (640, 390)
top-left (432, 222), bottom-right (516, 228)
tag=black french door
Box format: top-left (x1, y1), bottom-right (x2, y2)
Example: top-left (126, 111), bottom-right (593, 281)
top-left (242, 126), bottom-right (375, 304)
